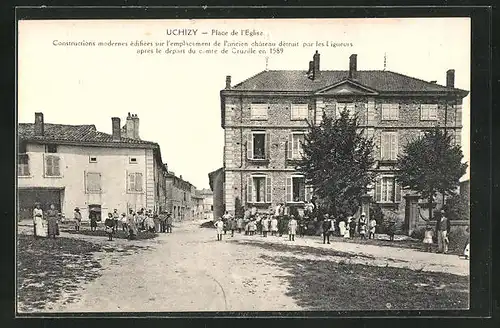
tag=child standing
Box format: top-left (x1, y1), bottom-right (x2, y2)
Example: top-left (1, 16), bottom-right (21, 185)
top-left (104, 213), bottom-right (115, 241)
top-left (359, 221), bottom-right (367, 240)
top-left (423, 224), bottom-right (434, 252)
top-left (214, 217), bottom-right (224, 241)
top-left (288, 215), bottom-right (297, 241)
top-left (74, 207), bottom-right (82, 232)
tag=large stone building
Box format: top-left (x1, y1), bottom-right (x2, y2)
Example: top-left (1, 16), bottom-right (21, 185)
top-left (18, 112), bottom-right (167, 221)
top-left (219, 51), bottom-right (468, 219)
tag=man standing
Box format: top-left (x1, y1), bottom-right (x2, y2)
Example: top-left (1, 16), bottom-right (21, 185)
top-left (261, 215), bottom-right (269, 237)
top-left (222, 211), bottom-right (231, 235)
top-left (112, 209), bottom-right (120, 233)
top-left (436, 209), bottom-right (451, 254)
top-left (322, 214), bottom-right (332, 244)
top-left (369, 217), bottom-right (377, 239)
top-left (166, 212), bottom-right (173, 233)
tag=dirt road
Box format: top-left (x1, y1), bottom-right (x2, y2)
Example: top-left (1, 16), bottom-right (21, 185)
top-left (38, 220), bottom-right (468, 312)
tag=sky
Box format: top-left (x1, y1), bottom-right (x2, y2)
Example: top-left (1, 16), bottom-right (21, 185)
top-left (18, 18), bottom-right (470, 189)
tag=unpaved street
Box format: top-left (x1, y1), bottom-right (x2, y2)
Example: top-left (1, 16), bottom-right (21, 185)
top-left (36, 220), bottom-right (468, 312)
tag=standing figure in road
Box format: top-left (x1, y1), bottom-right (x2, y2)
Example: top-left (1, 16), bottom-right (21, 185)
top-left (166, 212), bottom-right (173, 233)
top-left (387, 220), bottom-right (396, 241)
top-left (369, 217), bottom-right (377, 239)
top-left (322, 214), bottom-right (332, 244)
top-left (349, 216), bottom-right (357, 238)
top-left (359, 220), bottom-right (367, 240)
top-left (261, 215), bottom-right (269, 237)
top-left (249, 220), bottom-right (257, 236)
top-left (112, 209), bottom-right (120, 233)
top-left (121, 213), bottom-right (128, 232)
top-left (236, 216), bottom-right (243, 233)
top-left (423, 224), bottom-right (434, 252)
top-left (222, 211), bottom-right (232, 235)
top-left (33, 202), bottom-right (46, 238)
top-left (270, 215), bottom-right (278, 236)
top-left (74, 207), bottom-right (82, 232)
top-left (215, 217), bottom-right (224, 241)
top-left (339, 219), bottom-right (347, 238)
top-left (288, 215), bottom-right (297, 241)
top-left (435, 209), bottom-right (451, 254)
top-left (46, 204), bottom-right (59, 239)
top-left (105, 213), bottom-right (115, 241)
top-left (127, 209), bottom-right (138, 240)
top-left (229, 217), bottom-right (237, 237)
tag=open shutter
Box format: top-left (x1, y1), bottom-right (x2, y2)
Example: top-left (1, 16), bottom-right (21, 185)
top-left (135, 173), bottom-right (143, 192)
top-left (299, 179), bottom-right (305, 201)
top-left (391, 133), bottom-right (398, 160)
top-left (287, 133), bottom-right (293, 159)
top-left (421, 105), bottom-right (428, 120)
top-left (265, 132), bottom-right (271, 160)
top-left (247, 132), bottom-right (253, 159)
top-left (375, 176), bottom-right (382, 202)
top-left (128, 172), bottom-right (135, 192)
top-left (286, 176), bottom-right (292, 203)
top-left (380, 133), bottom-right (388, 160)
top-left (395, 105), bottom-right (400, 120)
top-left (247, 176), bottom-right (253, 203)
top-left (395, 180), bottom-right (402, 203)
top-left (430, 105), bottom-right (438, 120)
top-left (305, 185), bottom-right (312, 202)
top-left (53, 156), bottom-right (60, 176)
top-left (266, 176), bottom-right (272, 203)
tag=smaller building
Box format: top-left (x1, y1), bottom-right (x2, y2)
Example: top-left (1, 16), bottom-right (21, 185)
top-left (208, 167), bottom-right (225, 220)
top-left (192, 190), bottom-right (205, 220)
top-left (165, 171), bottom-right (198, 221)
top-left (199, 188), bottom-right (214, 220)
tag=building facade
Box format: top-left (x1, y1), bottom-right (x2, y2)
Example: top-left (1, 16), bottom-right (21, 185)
top-left (199, 188), bottom-right (214, 220)
top-left (220, 52), bottom-right (468, 218)
top-left (208, 167), bottom-right (224, 220)
top-left (165, 171), bottom-right (198, 221)
top-left (18, 112), bottom-right (167, 221)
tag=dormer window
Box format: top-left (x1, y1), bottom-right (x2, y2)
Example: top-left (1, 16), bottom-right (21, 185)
top-left (129, 157), bottom-right (138, 164)
top-left (45, 144), bottom-right (57, 153)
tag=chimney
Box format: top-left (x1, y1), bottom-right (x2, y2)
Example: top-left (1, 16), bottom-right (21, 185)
top-left (126, 113), bottom-right (134, 139)
top-left (111, 117), bottom-right (121, 141)
top-left (307, 60), bottom-right (315, 80)
top-left (132, 114), bottom-right (140, 139)
top-left (34, 112), bottom-right (44, 136)
top-left (225, 76), bottom-right (231, 89)
top-left (446, 69), bottom-right (455, 88)
top-left (313, 50), bottom-right (320, 72)
top-left (349, 54), bottom-right (357, 79)
top-left (430, 80), bottom-right (437, 84)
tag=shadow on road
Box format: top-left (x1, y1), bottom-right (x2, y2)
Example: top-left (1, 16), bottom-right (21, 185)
top-left (260, 254), bottom-right (469, 311)
top-left (228, 239), bottom-right (375, 260)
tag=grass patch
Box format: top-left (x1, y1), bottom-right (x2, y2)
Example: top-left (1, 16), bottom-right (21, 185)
top-left (62, 228), bottom-right (158, 240)
top-left (229, 239), bottom-right (375, 260)
top-left (17, 234), bottom-right (148, 312)
top-left (263, 255), bottom-right (469, 310)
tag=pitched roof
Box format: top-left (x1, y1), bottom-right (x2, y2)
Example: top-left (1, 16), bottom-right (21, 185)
top-left (18, 123), bottom-right (158, 147)
top-left (231, 70), bottom-right (468, 94)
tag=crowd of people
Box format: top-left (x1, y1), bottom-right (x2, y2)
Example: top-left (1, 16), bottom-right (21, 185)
top-left (32, 203), bottom-right (174, 241)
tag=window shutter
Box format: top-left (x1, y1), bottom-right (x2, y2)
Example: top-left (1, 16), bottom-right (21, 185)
top-left (265, 132), bottom-right (271, 159)
top-left (247, 176), bottom-right (253, 203)
top-left (286, 176), bottom-right (292, 203)
top-left (53, 156), bottom-right (60, 176)
top-left (429, 105), bottom-right (437, 120)
top-left (247, 132), bottom-right (253, 159)
top-left (381, 133), bottom-right (388, 160)
top-left (395, 180), bottom-right (402, 203)
top-left (135, 173), bottom-right (143, 191)
top-left (334, 103), bottom-right (339, 119)
top-left (299, 180), bottom-right (305, 201)
top-left (394, 105), bottom-right (400, 120)
top-left (305, 185), bottom-right (312, 202)
top-left (128, 173), bottom-right (135, 191)
top-left (391, 133), bottom-right (398, 160)
top-left (421, 105), bottom-right (428, 120)
top-left (266, 176), bottom-right (272, 203)
top-left (287, 133), bottom-right (293, 159)
top-left (375, 177), bottom-right (382, 202)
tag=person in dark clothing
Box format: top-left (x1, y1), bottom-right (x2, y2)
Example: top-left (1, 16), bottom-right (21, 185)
top-left (104, 213), bottom-right (115, 241)
top-left (349, 218), bottom-right (357, 238)
top-left (322, 214), bottom-right (332, 244)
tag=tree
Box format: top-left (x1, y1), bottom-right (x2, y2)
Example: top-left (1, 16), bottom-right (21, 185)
top-left (395, 128), bottom-right (467, 220)
top-left (298, 108), bottom-right (376, 218)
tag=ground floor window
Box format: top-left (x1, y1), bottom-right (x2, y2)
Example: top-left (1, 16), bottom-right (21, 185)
top-left (286, 175), bottom-right (310, 203)
top-left (375, 176), bottom-right (402, 203)
top-left (247, 175), bottom-right (272, 203)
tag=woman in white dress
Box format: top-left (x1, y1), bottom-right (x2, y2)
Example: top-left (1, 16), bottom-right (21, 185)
top-left (214, 218), bottom-right (224, 241)
top-left (339, 219), bottom-right (346, 237)
top-left (33, 203), bottom-right (47, 238)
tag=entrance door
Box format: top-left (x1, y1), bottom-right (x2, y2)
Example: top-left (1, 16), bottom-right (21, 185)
top-left (18, 188), bottom-right (62, 220)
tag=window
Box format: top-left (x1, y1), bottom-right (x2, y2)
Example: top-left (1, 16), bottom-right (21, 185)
top-left (18, 154), bottom-right (29, 176)
top-left (250, 103), bottom-right (268, 120)
top-left (44, 155), bottom-right (61, 177)
top-left (211, 205), bottom-right (213, 211)
top-left (291, 104), bottom-right (308, 120)
top-left (288, 132), bottom-right (305, 160)
top-left (381, 103), bottom-right (399, 121)
top-left (421, 104), bottom-right (438, 120)
top-left (336, 102), bottom-right (355, 119)
top-left (89, 156), bottom-right (97, 163)
top-left (86, 172), bottom-right (102, 193)
top-left (247, 175), bottom-right (272, 203)
top-left (127, 172), bottom-right (143, 192)
top-left (375, 176), bottom-right (402, 203)
top-left (45, 144), bottom-right (58, 153)
top-left (184, 192), bottom-right (187, 201)
top-left (380, 131), bottom-right (398, 160)
top-left (129, 157), bottom-right (138, 164)
top-left (247, 131), bottom-right (270, 160)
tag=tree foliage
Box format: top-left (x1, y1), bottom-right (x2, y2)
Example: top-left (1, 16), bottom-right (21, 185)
top-left (298, 108), bottom-right (375, 217)
top-left (395, 128), bottom-right (467, 220)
